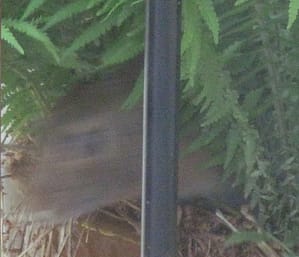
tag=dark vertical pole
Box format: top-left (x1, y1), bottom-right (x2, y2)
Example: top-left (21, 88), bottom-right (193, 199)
top-left (0, 1), bottom-right (3, 255)
top-left (141, 1), bottom-right (181, 257)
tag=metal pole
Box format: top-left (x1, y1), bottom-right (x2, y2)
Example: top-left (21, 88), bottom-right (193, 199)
top-left (141, 1), bottom-right (181, 257)
top-left (0, 1), bottom-right (4, 255)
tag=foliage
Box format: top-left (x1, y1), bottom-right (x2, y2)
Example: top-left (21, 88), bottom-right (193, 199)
top-left (2, 0), bottom-right (299, 253)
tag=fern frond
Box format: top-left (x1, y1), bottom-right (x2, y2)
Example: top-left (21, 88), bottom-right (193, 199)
top-left (42, 0), bottom-right (94, 31)
top-left (287, 0), bottom-right (299, 30)
top-left (181, 0), bottom-right (202, 88)
top-left (4, 19), bottom-right (59, 63)
top-left (224, 126), bottom-right (241, 169)
top-left (226, 231), bottom-right (272, 246)
top-left (62, 20), bottom-right (114, 58)
top-left (2, 84), bottom-right (44, 136)
top-left (222, 40), bottom-right (243, 62)
top-left (198, 0), bottom-right (219, 44)
top-left (181, 43), bottom-right (201, 89)
top-left (234, 0), bottom-right (249, 6)
top-left (181, 0), bottom-right (199, 53)
top-left (185, 44), bottom-right (235, 127)
top-left (243, 130), bottom-right (258, 173)
top-left (1, 24), bottom-right (24, 54)
top-left (114, 0), bottom-right (143, 27)
top-left (187, 125), bottom-right (225, 153)
top-left (122, 71), bottom-right (144, 110)
top-left (87, 0), bottom-right (106, 9)
top-left (196, 152), bottom-right (224, 169)
top-left (201, 95), bottom-right (230, 126)
top-left (220, 1), bottom-right (252, 20)
top-left (194, 54), bottom-right (225, 108)
top-left (101, 32), bottom-right (144, 67)
top-left (59, 53), bottom-right (95, 71)
top-left (21, 0), bottom-right (47, 21)
top-left (221, 17), bottom-right (255, 39)
top-left (96, 0), bottom-right (127, 18)
top-left (241, 88), bottom-right (264, 113)
top-left (63, 3), bottom-right (135, 59)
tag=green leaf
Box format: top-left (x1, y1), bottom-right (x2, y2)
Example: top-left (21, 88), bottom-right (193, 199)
top-left (1, 24), bottom-right (24, 54)
top-left (96, 0), bottom-right (127, 19)
top-left (243, 132), bottom-right (257, 173)
top-left (63, 20), bottom-right (114, 58)
top-left (43, 0), bottom-right (93, 31)
top-left (63, 4), bottom-right (135, 58)
top-left (222, 41), bottom-right (243, 63)
top-left (21, 0), bottom-right (47, 20)
top-left (4, 19), bottom-right (59, 63)
top-left (181, 0), bottom-right (201, 54)
top-left (101, 32), bottom-right (144, 67)
top-left (224, 127), bottom-right (241, 169)
top-left (287, 0), bottom-right (299, 30)
top-left (88, 0), bottom-right (106, 9)
top-left (181, 0), bottom-right (202, 89)
top-left (198, 0), bottom-right (219, 44)
top-left (234, 0), bottom-right (249, 6)
top-left (242, 88), bottom-right (264, 112)
top-left (122, 71), bottom-right (144, 110)
top-left (197, 153), bottom-right (224, 169)
top-left (187, 126), bottom-right (224, 153)
top-left (225, 231), bottom-right (272, 246)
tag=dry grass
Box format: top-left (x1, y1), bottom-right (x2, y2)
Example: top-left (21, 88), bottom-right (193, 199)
top-left (2, 203), bottom-right (286, 257)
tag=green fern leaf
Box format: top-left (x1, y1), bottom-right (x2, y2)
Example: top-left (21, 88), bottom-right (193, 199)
top-left (202, 98), bottom-right (230, 126)
top-left (96, 0), bottom-right (127, 19)
top-left (201, 84), bottom-right (234, 126)
top-left (59, 53), bottom-right (95, 71)
top-left (131, 0), bottom-right (143, 5)
top-left (221, 1), bottom-right (252, 19)
top-left (21, 0), bottom-right (47, 21)
top-left (181, 38), bottom-right (201, 90)
top-left (193, 66), bottom-right (220, 109)
top-left (191, 43), bottom-right (224, 115)
top-left (198, 0), bottom-right (219, 44)
top-left (95, 0), bottom-right (143, 26)
top-left (181, 0), bottom-right (201, 54)
top-left (2, 85), bottom-right (43, 136)
top-left (243, 130), bottom-right (258, 173)
top-left (88, 0), bottom-right (106, 9)
top-left (234, 0), bottom-right (249, 6)
top-left (222, 41), bottom-right (243, 63)
top-left (287, 0), bottom-right (299, 30)
top-left (224, 127), bottom-right (241, 169)
top-left (42, 0), bottom-right (95, 30)
top-left (1, 24), bottom-right (24, 54)
top-left (187, 126), bottom-right (225, 153)
top-left (63, 5), bottom-right (135, 58)
top-left (114, 1), bottom-right (143, 27)
top-left (242, 88), bottom-right (264, 113)
top-left (4, 19), bottom-right (59, 63)
top-left (122, 71), bottom-right (144, 110)
top-left (196, 152), bottom-right (224, 169)
top-left (62, 20), bottom-right (114, 58)
top-left (181, 0), bottom-right (202, 89)
top-left (225, 231), bottom-right (272, 246)
top-left (101, 32), bottom-right (144, 67)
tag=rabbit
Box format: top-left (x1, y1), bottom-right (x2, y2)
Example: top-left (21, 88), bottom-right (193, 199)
top-left (3, 65), bottom-right (243, 223)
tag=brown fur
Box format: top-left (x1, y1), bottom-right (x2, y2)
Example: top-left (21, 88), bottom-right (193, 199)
top-left (4, 66), bottom-right (242, 223)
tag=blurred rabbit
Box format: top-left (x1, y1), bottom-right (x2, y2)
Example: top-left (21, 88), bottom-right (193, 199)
top-left (3, 64), bottom-right (243, 223)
